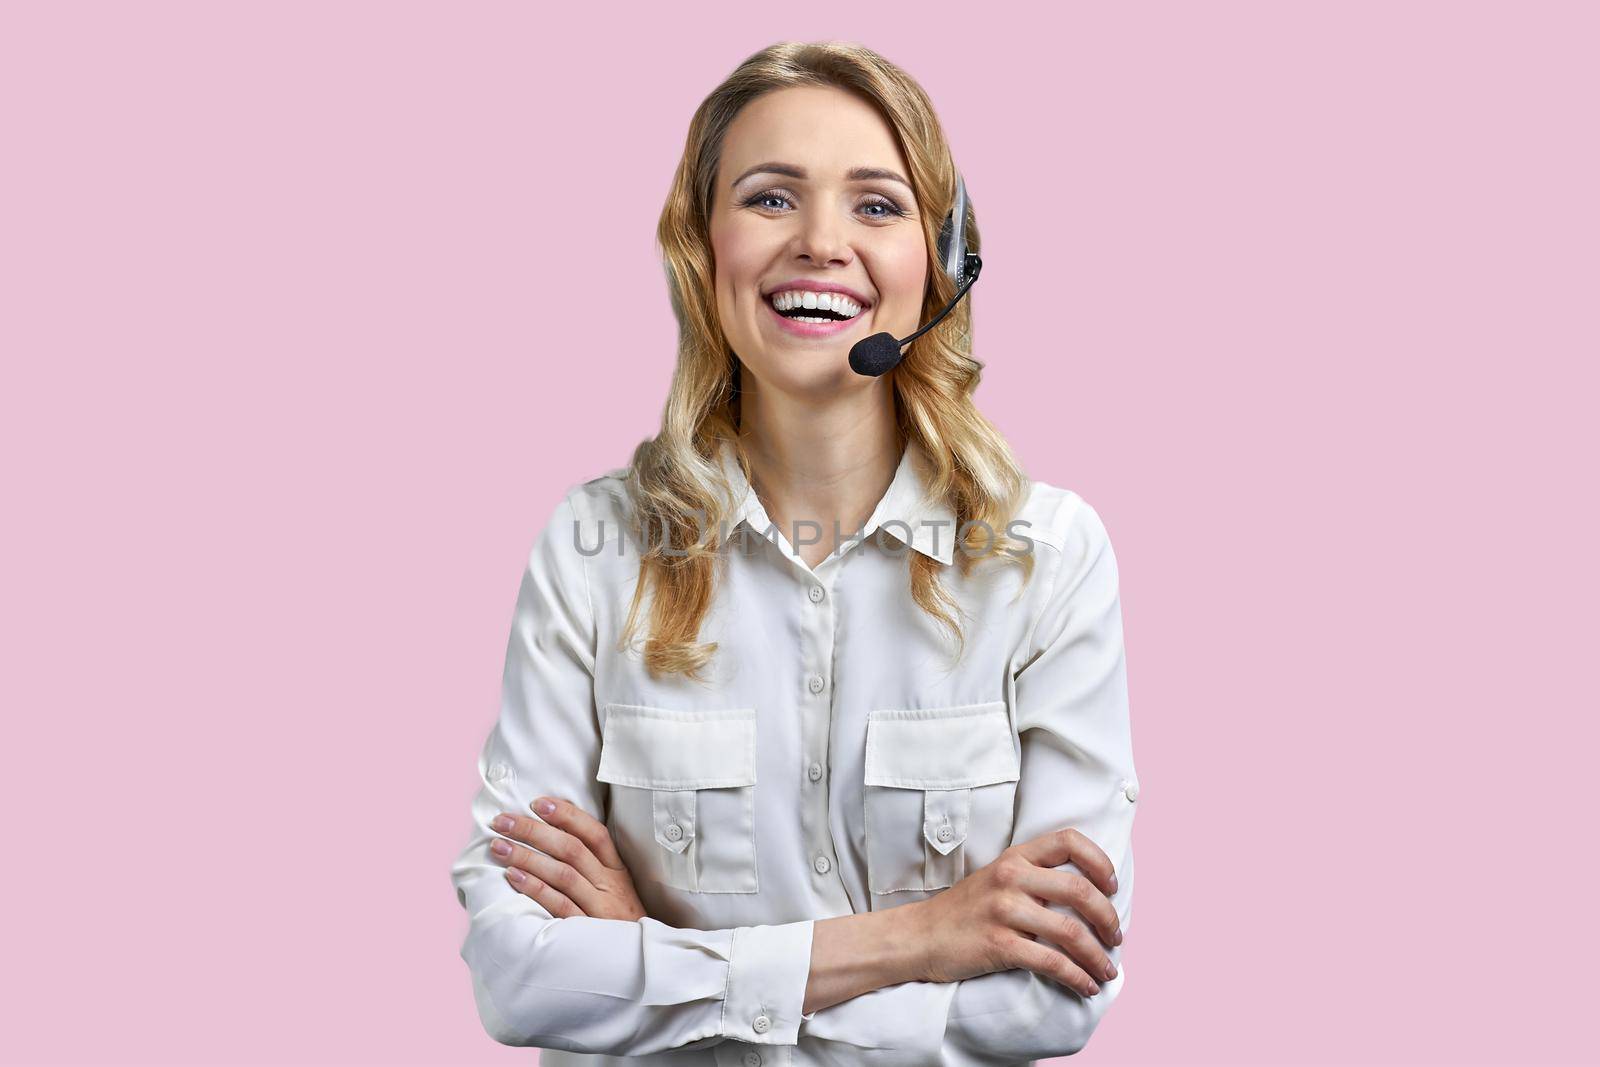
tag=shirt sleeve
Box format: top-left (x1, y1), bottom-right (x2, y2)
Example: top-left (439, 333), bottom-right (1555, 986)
top-left (795, 494), bottom-right (1140, 1065)
top-left (449, 490), bottom-right (817, 1056)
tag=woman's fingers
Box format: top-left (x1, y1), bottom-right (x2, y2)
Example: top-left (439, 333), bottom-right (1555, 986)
top-left (1003, 932), bottom-right (1103, 998)
top-left (494, 811), bottom-right (610, 886)
top-left (1006, 892), bottom-right (1118, 985)
top-left (502, 861), bottom-right (582, 917)
top-left (1020, 863), bottom-right (1123, 949)
top-left (532, 796), bottom-right (626, 870)
top-left (508, 840), bottom-right (600, 909)
top-left (489, 813), bottom-right (607, 915)
top-left (1013, 827), bottom-right (1118, 898)
top-left (525, 798), bottom-right (650, 922)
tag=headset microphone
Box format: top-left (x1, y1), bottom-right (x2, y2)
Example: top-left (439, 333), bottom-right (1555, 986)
top-left (849, 171), bottom-right (982, 377)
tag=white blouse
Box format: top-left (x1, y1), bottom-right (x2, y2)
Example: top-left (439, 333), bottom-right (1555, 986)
top-left (449, 438), bottom-right (1141, 1066)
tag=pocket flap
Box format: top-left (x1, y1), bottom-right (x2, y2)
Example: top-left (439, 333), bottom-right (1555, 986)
top-left (652, 788), bottom-right (696, 854)
top-left (864, 700), bottom-right (1019, 789)
top-left (923, 787), bottom-right (971, 855)
top-left (596, 704), bottom-right (758, 790)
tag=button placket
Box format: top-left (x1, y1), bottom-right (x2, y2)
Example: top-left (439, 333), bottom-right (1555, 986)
top-left (802, 566), bottom-right (838, 884)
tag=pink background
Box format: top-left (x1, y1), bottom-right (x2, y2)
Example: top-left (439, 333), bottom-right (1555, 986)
top-left (2, 2), bottom-right (1594, 1064)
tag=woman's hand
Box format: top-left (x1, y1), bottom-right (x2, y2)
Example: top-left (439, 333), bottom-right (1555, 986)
top-left (908, 827), bottom-right (1123, 997)
top-left (488, 796), bottom-right (647, 921)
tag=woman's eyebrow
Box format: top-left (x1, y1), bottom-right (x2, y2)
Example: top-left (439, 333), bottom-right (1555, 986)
top-left (730, 161), bottom-right (912, 192)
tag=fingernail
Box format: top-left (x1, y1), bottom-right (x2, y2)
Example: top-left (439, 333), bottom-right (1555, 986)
top-left (1086, 981), bottom-right (1100, 996)
top-left (534, 798), bottom-right (556, 815)
top-left (492, 814), bottom-right (515, 832)
top-left (1104, 962), bottom-right (1118, 980)
top-left (490, 839), bottom-right (511, 857)
top-left (1114, 928), bottom-right (1124, 945)
top-left (506, 867), bottom-right (525, 884)
top-left (1109, 874), bottom-right (1118, 893)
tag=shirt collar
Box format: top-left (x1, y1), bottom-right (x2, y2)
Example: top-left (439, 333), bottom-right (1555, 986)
top-left (713, 437), bottom-right (957, 565)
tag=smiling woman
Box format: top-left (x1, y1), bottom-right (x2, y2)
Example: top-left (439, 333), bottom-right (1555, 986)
top-left (449, 40), bottom-right (1140, 1067)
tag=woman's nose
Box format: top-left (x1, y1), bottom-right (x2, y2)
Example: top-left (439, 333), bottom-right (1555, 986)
top-left (793, 211), bottom-right (854, 268)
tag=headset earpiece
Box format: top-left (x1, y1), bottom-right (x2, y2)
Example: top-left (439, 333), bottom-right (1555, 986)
top-left (935, 171), bottom-right (973, 287)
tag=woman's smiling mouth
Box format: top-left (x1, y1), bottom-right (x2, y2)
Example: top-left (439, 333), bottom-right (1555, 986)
top-left (761, 282), bottom-right (873, 339)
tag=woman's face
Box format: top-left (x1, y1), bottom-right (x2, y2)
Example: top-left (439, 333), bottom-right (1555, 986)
top-left (709, 85), bottom-right (928, 394)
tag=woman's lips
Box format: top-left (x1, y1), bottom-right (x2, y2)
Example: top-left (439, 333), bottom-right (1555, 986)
top-left (763, 296), bottom-right (869, 339)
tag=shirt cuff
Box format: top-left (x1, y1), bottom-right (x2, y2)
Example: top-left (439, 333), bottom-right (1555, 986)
top-left (797, 977), bottom-right (960, 1056)
top-left (722, 919), bottom-right (816, 1045)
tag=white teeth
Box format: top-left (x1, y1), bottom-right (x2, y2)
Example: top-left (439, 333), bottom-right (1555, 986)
top-left (768, 290), bottom-right (863, 318)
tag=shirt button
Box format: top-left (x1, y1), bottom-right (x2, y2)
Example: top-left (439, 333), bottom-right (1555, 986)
top-left (664, 823), bottom-right (683, 842)
top-left (808, 761), bottom-right (823, 782)
top-left (1123, 779), bottom-right (1139, 802)
top-left (752, 1013), bottom-right (772, 1034)
top-left (742, 1053), bottom-right (763, 1067)
top-left (808, 674), bottom-right (826, 694)
top-left (937, 825), bottom-right (955, 843)
top-left (808, 584), bottom-right (825, 603)
top-left (814, 854), bottom-right (831, 874)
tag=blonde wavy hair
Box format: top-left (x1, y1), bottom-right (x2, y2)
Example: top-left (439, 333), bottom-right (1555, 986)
top-left (620, 40), bottom-right (1037, 682)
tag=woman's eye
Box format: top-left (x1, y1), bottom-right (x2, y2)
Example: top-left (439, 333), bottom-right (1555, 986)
top-left (736, 190), bottom-right (793, 212)
top-left (860, 197), bottom-right (906, 218)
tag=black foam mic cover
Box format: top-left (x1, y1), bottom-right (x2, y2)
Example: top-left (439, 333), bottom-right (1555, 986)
top-left (848, 332), bottom-right (908, 377)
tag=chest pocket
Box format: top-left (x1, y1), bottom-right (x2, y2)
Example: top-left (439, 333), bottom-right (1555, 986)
top-left (594, 703), bottom-right (759, 894)
top-left (863, 700), bottom-right (1020, 894)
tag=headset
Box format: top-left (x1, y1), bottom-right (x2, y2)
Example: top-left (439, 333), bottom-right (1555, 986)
top-left (849, 170), bottom-right (983, 376)
top-left (937, 170), bottom-right (979, 291)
